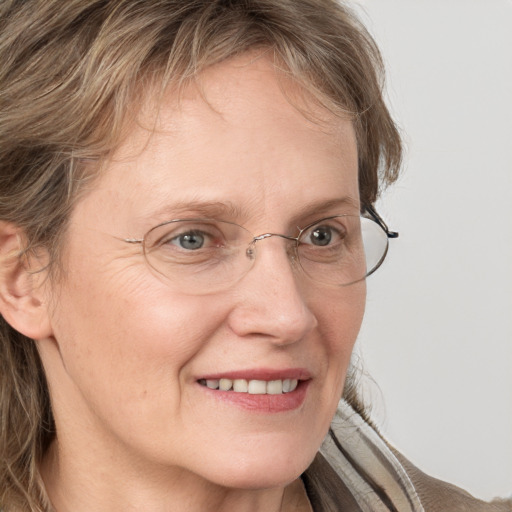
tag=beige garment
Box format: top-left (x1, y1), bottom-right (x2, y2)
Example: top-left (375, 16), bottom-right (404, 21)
top-left (394, 450), bottom-right (512, 512)
top-left (303, 400), bottom-right (512, 512)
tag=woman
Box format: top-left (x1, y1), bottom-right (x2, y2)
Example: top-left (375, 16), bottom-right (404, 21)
top-left (0, 1), bottom-right (509, 511)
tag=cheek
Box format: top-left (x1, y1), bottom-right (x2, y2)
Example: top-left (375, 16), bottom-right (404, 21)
top-left (317, 282), bottom-right (366, 351)
top-left (314, 283), bottom-right (366, 389)
top-left (48, 262), bottom-right (226, 418)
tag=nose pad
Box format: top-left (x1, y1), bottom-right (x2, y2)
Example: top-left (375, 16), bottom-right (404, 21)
top-left (246, 243), bottom-right (256, 261)
top-left (245, 234), bottom-right (302, 282)
top-left (246, 233), bottom-right (298, 264)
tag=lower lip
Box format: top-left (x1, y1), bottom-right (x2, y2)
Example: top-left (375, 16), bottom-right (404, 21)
top-left (198, 380), bottom-right (310, 413)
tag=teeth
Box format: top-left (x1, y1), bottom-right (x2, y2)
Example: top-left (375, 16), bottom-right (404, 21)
top-left (200, 378), bottom-right (301, 394)
top-left (206, 379), bottom-right (219, 389)
top-left (267, 380), bottom-right (283, 394)
top-left (248, 380), bottom-right (267, 394)
top-left (219, 378), bottom-right (233, 391)
top-left (233, 379), bottom-right (248, 392)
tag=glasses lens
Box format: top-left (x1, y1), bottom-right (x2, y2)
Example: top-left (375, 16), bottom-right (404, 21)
top-left (360, 216), bottom-right (389, 278)
top-left (297, 215), bottom-right (389, 286)
top-left (143, 219), bottom-right (252, 293)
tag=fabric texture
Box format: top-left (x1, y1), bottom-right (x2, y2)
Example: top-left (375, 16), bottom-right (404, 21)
top-left (303, 400), bottom-right (511, 512)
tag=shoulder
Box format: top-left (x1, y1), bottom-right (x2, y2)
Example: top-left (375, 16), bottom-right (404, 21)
top-left (307, 401), bottom-right (511, 512)
top-left (392, 449), bottom-right (512, 512)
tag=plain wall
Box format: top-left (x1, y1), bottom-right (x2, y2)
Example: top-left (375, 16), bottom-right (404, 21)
top-left (353, 0), bottom-right (512, 501)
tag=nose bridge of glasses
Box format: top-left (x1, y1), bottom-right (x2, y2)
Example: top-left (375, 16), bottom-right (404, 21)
top-left (246, 232), bottom-right (298, 260)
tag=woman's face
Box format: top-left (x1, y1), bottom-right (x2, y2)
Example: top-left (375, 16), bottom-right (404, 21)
top-left (40, 55), bottom-right (365, 489)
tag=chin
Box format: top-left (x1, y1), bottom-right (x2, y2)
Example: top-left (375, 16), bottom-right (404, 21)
top-left (194, 438), bottom-right (318, 490)
top-left (207, 463), bottom-right (308, 491)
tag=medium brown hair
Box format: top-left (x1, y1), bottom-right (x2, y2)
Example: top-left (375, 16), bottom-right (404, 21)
top-left (0, 1), bottom-right (402, 509)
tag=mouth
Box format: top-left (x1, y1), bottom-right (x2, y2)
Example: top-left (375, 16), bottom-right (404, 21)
top-left (198, 378), bottom-right (299, 395)
top-left (195, 369), bottom-right (311, 412)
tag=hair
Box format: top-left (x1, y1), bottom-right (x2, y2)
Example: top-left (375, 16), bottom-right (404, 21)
top-left (0, 0), bottom-right (402, 510)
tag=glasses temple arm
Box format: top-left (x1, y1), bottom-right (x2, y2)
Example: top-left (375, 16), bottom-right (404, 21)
top-left (363, 204), bottom-right (399, 239)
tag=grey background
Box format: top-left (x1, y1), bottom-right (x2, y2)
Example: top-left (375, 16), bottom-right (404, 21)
top-left (352, 0), bottom-right (512, 500)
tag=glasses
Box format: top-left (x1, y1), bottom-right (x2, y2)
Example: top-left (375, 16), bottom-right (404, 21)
top-left (123, 205), bottom-right (397, 294)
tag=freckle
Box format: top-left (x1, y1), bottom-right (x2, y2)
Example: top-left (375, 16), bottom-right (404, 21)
top-left (139, 389), bottom-right (148, 399)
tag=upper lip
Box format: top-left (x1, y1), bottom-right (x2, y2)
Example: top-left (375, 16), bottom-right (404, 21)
top-left (197, 368), bottom-right (311, 381)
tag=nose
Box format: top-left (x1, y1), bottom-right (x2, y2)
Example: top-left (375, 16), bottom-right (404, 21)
top-left (226, 237), bottom-right (318, 344)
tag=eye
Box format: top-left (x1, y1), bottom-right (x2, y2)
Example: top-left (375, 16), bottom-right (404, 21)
top-left (147, 220), bottom-right (227, 254)
top-left (302, 220), bottom-right (347, 247)
top-left (308, 225), bottom-right (334, 246)
top-left (171, 230), bottom-right (208, 250)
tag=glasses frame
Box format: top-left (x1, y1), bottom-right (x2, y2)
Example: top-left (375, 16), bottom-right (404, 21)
top-left (121, 204), bottom-right (399, 289)
top-left (356, 203), bottom-right (398, 281)
top-left (363, 203), bottom-right (399, 239)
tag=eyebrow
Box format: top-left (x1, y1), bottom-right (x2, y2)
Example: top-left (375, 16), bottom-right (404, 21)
top-left (146, 196), bottom-right (360, 226)
top-left (290, 197), bottom-right (361, 223)
top-left (148, 200), bottom-right (246, 221)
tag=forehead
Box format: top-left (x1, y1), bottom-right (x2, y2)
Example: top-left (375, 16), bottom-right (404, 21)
top-left (131, 54), bottom-right (355, 154)
top-left (80, 54), bottom-right (359, 231)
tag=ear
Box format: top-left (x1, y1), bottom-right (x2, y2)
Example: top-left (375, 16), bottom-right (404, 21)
top-left (0, 221), bottom-right (53, 340)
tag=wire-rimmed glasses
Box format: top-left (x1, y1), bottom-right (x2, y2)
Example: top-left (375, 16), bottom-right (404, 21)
top-left (123, 205), bottom-right (397, 294)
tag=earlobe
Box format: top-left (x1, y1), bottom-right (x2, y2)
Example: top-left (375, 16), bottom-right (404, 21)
top-left (0, 221), bottom-right (53, 340)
